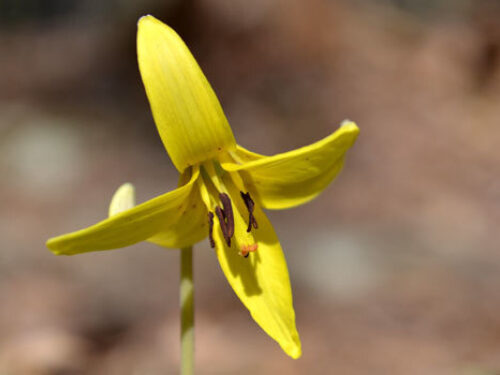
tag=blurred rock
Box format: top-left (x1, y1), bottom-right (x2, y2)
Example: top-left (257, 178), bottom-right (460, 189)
top-left (0, 328), bottom-right (89, 375)
top-left (1, 107), bottom-right (85, 199)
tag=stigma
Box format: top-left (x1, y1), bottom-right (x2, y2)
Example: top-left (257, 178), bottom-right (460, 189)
top-left (239, 243), bottom-right (258, 257)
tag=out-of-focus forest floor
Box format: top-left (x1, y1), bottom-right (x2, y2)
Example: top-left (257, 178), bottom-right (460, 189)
top-left (1, 0), bottom-right (500, 373)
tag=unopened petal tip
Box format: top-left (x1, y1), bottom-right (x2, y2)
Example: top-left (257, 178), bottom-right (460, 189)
top-left (341, 119), bottom-right (359, 132)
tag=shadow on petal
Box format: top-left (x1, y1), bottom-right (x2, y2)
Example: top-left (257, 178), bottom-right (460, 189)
top-left (217, 239), bottom-right (263, 297)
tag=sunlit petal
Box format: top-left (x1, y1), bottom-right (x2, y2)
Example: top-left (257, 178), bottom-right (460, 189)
top-left (46, 168), bottom-right (199, 255)
top-left (211, 173), bottom-right (301, 358)
top-left (137, 15), bottom-right (236, 172)
top-left (108, 180), bottom-right (207, 249)
top-left (148, 183), bottom-right (208, 248)
top-left (222, 121), bottom-right (359, 209)
top-left (229, 144), bottom-right (264, 163)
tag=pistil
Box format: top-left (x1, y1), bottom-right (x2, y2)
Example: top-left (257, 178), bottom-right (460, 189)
top-left (239, 243), bottom-right (258, 257)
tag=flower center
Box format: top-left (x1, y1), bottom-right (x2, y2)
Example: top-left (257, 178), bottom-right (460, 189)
top-left (206, 191), bottom-right (258, 257)
top-left (200, 161), bottom-right (259, 257)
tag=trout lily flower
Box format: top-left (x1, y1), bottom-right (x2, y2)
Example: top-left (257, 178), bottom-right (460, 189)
top-left (46, 15), bottom-right (359, 359)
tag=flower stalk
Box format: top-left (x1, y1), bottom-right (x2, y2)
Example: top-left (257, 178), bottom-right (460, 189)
top-left (180, 246), bottom-right (194, 375)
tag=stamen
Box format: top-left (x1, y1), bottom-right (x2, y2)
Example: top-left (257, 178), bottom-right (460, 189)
top-left (219, 193), bottom-right (234, 238)
top-left (215, 206), bottom-right (231, 247)
top-left (240, 192), bottom-right (258, 232)
top-left (207, 212), bottom-right (215, 248)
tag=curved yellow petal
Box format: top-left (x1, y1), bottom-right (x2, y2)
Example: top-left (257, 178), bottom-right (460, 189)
top-left (209, 173), bottom-right (301, 358)
top-left (229, 144), bottom-right (264, 163)
top-left (137, 15), bottom-right (236, 172)
top-left (148, 184), bottom-right (208, 249)
top-left (222, 121), bottom-right (359, 210)
top-left (46, 168), bottom-right (199, 255)
top-left (109, 183), bottom-right (136, 216)
top-left (108, 179), bottom-right (207, 249)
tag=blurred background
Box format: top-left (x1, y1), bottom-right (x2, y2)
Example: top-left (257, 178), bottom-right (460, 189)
top-left (1, 0), bottom-right (500, 373)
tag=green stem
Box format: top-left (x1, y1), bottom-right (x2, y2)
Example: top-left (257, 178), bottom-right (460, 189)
top-left (180, 246), bottom-right (194, 375)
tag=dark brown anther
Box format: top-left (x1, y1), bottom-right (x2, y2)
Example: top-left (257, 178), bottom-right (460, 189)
top-left (244, 252), bottom-right (249, 258)
top-left (208, 212), bottom-right (215, 248)
top-left (215, 206), bottom-right (231, 247)
top-left (240, 191), bottom-right (258, 232)
top-left (219, 193), bottom-right (234, 238)
top-left (213, 193), bottom-right (235, 247)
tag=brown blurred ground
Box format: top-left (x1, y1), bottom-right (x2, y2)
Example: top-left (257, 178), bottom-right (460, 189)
top-left (1, 0), bottom-right (500, 374)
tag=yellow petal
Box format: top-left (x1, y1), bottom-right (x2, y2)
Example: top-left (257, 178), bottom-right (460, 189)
top-left (209, 173), bottom-right (301, 358)
top-left (46, 168), bottom-right (199, 255)
top-left (148, 176), bottom-right (208, 248)
top-left (222, 121), bottom-right (359, 209)
top-left (137, 15), bottom-right (236, 172)
top-left (107, 180), bottom-right (207, 249)
top-left (109, 183), bottom-right (136, 216)
top-left (229, 144), bottom-right (264, 163)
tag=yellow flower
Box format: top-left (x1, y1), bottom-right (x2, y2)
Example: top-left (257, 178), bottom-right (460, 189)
top-left (46, 15), bottom-right (359, 359)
